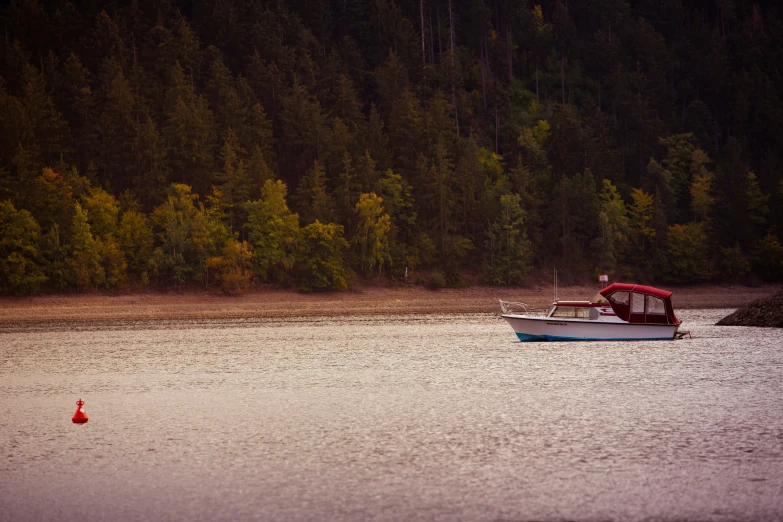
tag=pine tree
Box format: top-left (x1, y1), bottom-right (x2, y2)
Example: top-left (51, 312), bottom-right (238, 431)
top-left (294, 160), bottom-right (336, 225)
top-left (151, 183), bottom-right (203, 288)
top-left (689, 149), bottom-right (714, 222)
top-left (244, 179), bottom-right (300, 282)
top-left (59, 53), bottom-right (99, 174)
top-left (164, 62), bottom-right (217, 194)
top-left (98, 65), bottom-right (138, 192)
top-left (483, 194), bottom-right (532, 286)
top-left (213, 129), bottom-right (250, 233)
top-left (0, 200), bottom-right (46, 294)
top-left (296, 220), bottom-right (349, 291)
top-left (133, 116), bottom-right (169, 210)
top-left (595, 179), bottom-right (629, 272)
top-left (628, 188), bottom-right (656, 258)
top-left (68, 202), bottom-right (104, 290)
top-left (40, 224), bottom-right (68, 291)
top-left (279, 81), bottom-right (328, 186)
top-left (119, 209), bottom-right (154, 277)
top-left (19, 63), bottom-right (71, 170)
top-left (207, 56), bottom-right (248, 142)
top-left (353, 192), bottom-right (391, 275)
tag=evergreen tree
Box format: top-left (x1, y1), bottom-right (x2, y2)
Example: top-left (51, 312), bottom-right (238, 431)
top-left (40, 223), bottom-right (68, 291)
top-left (0, 0), bottom-right (781, 291)
top-left (205, 238), bottom-right (253, 294)
top-left (119, 209), bottom-right (154, 278)
top-left (483, 193), bottom-right (532, 286)
top-left (213, 129), bottom-right (250, 233)
top-left (628, 187), bottom-right (656, 259)
top-left (657, 223), bottom-right (714, 283)
top-left (294, 160), bottom-right (336, 225)
top-left (68, 202), bottom-right (104, 290)
top-left (0, 200), bottom-right (46, 294)
top-left (244, 179), bottom-right (300, 282)
top-left (595, 179), bottom-right (629, 273)
top-left (164, 62), bottom-right (217, 194)
top-left (296, 220), bottom-right (349, 291)
top-left (279, 81), bottom-right (329, 186)
top-left (689, 149), bottom-right (714, 222)
top-left (133, 116), bottom-right (169, 210)
top-left (353, 192), bottom-right (391, 275)
top-left (151, 183), bottom-right (204, 288)
top-left (98, 66), bottom-right (137, 192)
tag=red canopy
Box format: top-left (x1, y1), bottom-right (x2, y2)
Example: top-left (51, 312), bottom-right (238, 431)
top-left (599, 283), bottom-right (672, 300)
top-left (599, 283), bottom-right (679, 325)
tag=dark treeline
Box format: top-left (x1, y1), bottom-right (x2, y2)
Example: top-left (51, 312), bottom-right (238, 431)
top-left (1, 0), bottom-right (782, 294)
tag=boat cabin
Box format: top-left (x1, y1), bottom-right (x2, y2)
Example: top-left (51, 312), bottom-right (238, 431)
top-left (598, 283), bottom-right (680, 325)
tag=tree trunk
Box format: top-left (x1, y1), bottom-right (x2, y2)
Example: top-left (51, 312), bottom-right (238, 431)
top-left (495, 105), bottom-right (499, 154)
top-left (507, 28), bottom-right (512, 81)
top-left (561, 54), bottom-right (565, 104)
top-left (376, 0), bottom-right (382, 47)
top-left (429, 11), bottom-right (435, 64)
top-left (420, 0), bottom-right (426, 67)
top-left (437, 5), bottom-right (442, 59)
top-left (536, 65), bottom-right (539, 102)
top-left (449, 0), bottom-right (459, 137)
top-left (598, 76), bottom-right (601, 111)
top-left (481, 38), bottom-right (487, 113)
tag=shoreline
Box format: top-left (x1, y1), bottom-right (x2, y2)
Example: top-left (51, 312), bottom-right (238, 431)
top-left (0, 284), bottom-right (779, 325)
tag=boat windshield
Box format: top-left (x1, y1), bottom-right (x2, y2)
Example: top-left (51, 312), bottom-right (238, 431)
top-left (591, 293), bottom-right (609, 304)
top-left (551, 306), bottom-right (593, 318)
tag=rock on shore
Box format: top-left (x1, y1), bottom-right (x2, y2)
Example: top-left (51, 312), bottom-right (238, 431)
top-left (716, 289), bottom-right (783, 327)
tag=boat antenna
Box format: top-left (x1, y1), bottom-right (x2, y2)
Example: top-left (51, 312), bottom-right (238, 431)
top-left (553, 267), bottom-right (558, 302)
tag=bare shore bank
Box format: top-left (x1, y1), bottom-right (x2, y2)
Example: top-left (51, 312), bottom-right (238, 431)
top-left (0, 284), bottom-right (779, 325)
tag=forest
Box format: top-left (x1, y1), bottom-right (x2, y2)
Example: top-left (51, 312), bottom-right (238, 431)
top-left (0, 0), bottom-right (781, 295)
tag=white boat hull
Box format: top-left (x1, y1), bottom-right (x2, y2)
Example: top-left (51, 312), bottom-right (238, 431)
top-left (501, 315), bottom-right (679, 342)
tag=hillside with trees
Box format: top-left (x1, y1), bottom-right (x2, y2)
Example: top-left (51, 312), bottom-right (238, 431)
top-left (0, 0), bottom-right (781, 294)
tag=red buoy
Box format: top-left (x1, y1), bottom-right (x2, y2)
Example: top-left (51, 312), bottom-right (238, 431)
top-left (72, 398), bottom-right (88, 424)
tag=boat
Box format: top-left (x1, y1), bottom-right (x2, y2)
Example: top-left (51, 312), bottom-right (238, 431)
top-left (499, 283), bottom-right (682, 342)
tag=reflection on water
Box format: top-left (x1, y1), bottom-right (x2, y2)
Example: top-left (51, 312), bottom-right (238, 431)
top-left (1, 309), bottom-right (782, 521)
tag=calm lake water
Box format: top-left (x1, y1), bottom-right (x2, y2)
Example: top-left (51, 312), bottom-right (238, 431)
top-left (1, 309), bottom-right (782, 521)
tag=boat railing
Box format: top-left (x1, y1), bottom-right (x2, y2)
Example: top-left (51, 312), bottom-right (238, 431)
top-left (499, 300), bottom-right (548, 316)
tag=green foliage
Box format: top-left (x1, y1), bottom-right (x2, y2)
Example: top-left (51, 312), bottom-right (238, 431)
top-left (483, 194), bottom-right (533, 285)
top-left (119, 210), bottom-right (154, 275)
top-left (213, 129), bottom-right (250, 232)
top-left (294, 160), bottom-right (335, 225)
top-left (164, 63), bottom-right (217, 194)
top-left (151, 184), bottom-right (228, 288)
top-left (68, 203), bottom-right (104, 290)
top-left (353, 193), bottom-right (391, 275)
top-left (0, 200), bottom-right (46, 294)
top-left (657, 223), bottom-right (714, 283)
top-left (97, 235), bottom-right (127, 288)
top-left (745, 171), bottom-right (769, 228)
top-left (753, 234), bottom-right (783, 281)
top-left (0, 0), bottom-right (782, 292)
top-left (715, 243), bottom-right (750, 282)
top-left (689, 149), bottom-right (714, 222)
top-left (628, 188), bottom-right (656, 263)
top-left (595, 179), bottom-right (629, 272)
top-left (40, 224), bottom-right (68, 291)
top-left (551, 170), bottom-right (599, 262)
top-left (27, 168), bottom-right (75, 236)
top-left (659, 134), bottom-right (696, 208)
top-left (82, 187), bottom-right (119, 238)
top-left (205, 239), bottom-right (254, 294)
top-left (244, 180), bottom-right (300, 281)
top-left (296, 220), bottom-right (349, 291)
